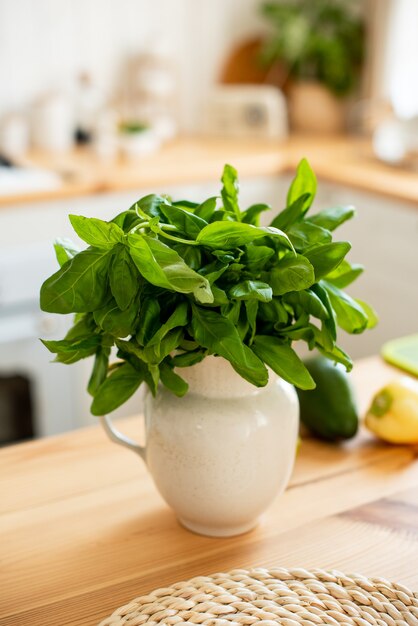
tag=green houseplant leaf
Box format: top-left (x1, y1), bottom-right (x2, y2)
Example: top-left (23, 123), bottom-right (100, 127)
top-left (260, 1), bottom-right (364, 97)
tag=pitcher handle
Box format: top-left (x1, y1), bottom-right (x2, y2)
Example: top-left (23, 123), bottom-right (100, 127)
top-left (99, 415), bottom-right (146, 462)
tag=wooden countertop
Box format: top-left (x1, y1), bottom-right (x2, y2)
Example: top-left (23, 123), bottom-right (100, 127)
top-left (1, 356), bottom-right (418, 626)
top-left (2, 135), bottom-right (418, 208)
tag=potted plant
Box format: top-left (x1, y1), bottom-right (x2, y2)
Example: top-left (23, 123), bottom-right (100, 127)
top-left (119, 120), bottom-right (160, 158)
top-left (260, 0), bottom-right (364, 133)
top-left (40, 160), bottom-right (376, 536)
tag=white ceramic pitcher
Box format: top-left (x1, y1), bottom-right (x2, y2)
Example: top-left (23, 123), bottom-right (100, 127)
top-left (100, 355), bottom-right (299, 537)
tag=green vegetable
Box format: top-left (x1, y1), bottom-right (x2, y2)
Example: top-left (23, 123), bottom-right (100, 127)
top-left (40, 159), bottom-right (376, 416)
top-left (296, 355), bottom-right (359, 441)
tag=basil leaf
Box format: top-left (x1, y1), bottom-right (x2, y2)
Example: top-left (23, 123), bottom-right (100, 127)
top-left (220, 301), bottom-right (241, 325)
top-left (41, 336), bottom-right (100, 364)
top-left (245, 300), bottom-right (258, 344)
top-left (110, 246), bottom-right (139, 311)
top-left (221, 164), bottom-right (240, 219)
top-left (173, 244), bottom-right (202, 270)
top-left (111, 210), bottom-right (141, 232)
top-left (244, 244), bottom-right (275, 272)
top-left (237, 306), bottom-right (250, 341)
top-left (191, 306), bottom-right (268, 386)
top-left (284, 289), bottom-right (329, 320)
top-left (172, 199), bottom-right (199, 209)
top-left (148, 363), bottom-right (160, 394)
top-left (69, 215), bottom-right (124, 249)
top-left (144, 328), bottom-right (184, 364)
top-left (128, 234), bottom-right (213, 303)
top-left (252, 335), bottom-right (315, 390)
top-left (288, 221), bottom-right (332, 252)
top-left (311, 282), bottom-right (336, 350)
top-left (40, 247), bottom-right (112, 314)
top-left (325, 260), bottom-right (364, 288)
top-left (199, 261), bottom-right (228, 284)
top-left (323, 282), bottom-right (369, 334)
top-left (355, 298), bottom-right (378, 329)
top-left (229, 280), bottom-right (272, 303)
top-left (315, 340), bottom-right (353, 371)
top-left (241, 203), bottom-right (270, 225)
top-left (197, 221), bottom-right (294, 252)
top-left (307, 205), bottom-right (355, 231)
top-left (270, 193), bottom-right (311, 231)
top-left (281, 324), bottom-right (315, 345)
top-left (94, 297), bottom-right (139, 337)
top-left (131, 194), bottom-right (168, 218)
top-left (160, 361), bottom-right (189, 396)
top-left (304, 242), bottom-right (351, 280)
top-left (88, 346), bottom-right (110, 396)
top-left (211, 250), bottom-right (236, 263)
top-left (147, 302), bottom-right (188, 347)
top-left (64, 314), bottom-right (97, 341)
top-left (136, 299), bottom-right (160, 345)
top-left (209, 209), bottom-right (234, 223)
top-left (208, 285), bottom-right (228, 305)
top-left (194, 196), bottom-right (217, 221)
top-left (90, 362), bottom-right (143, 415)
top-left (259, 298), bottom-right (289, 325)
top-left (171, 349), bottom-right (207, 367)
top-left (286, 158), bottom-right (317, 211)
top-left (114, 345), bottom-right (160, 396)
top-left (269, 255), bottom-right (315, 295)
top-left (159, 204), bottom-right (208, 238)
top-left (54, 238), bottom-right (80, 267)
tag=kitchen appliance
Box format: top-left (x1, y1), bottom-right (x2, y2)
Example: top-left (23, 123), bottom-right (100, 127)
top-left (205, 85), bottom-right (288, 139)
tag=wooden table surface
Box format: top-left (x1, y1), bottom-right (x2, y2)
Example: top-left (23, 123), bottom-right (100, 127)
top-left (2, 135), bottom-right (418, 208)
top-left (1, 357), bottom-right (418, 626)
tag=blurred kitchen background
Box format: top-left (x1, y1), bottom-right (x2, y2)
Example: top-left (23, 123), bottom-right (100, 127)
top-left (0, 0), bottom-right (417, 445)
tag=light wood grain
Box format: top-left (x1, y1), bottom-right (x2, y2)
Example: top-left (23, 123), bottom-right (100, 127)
top-left (0, 356), bottom-right (417, 626)
top-left (2, 135), bottom-right (418, 208)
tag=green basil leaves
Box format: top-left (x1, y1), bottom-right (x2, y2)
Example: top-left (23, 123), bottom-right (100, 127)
top-left (40, 160), bottom-right (376, 415)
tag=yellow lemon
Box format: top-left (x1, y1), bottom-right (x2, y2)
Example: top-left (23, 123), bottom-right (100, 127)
top-left (365, 377), bottom-right (418, 444)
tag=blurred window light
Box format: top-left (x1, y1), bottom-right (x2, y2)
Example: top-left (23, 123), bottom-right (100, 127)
top-left (384, 0), bottom-right (418, 119)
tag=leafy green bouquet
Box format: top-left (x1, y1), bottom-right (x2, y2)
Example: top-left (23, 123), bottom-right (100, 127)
top-left (40, 160), bottom-right (376, 416)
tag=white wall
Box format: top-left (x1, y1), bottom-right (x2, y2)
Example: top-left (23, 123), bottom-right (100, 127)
top-left (383, 0), bottom-right (418, 118)
top-left (0, 0), bottom-right (266, 130)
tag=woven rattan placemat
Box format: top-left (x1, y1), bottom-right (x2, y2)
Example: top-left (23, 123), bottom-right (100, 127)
top-left (98, 567), bottom-right (418, 625)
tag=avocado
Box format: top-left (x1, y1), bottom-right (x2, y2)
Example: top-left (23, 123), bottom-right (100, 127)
top-left (296, 355), bottom-right (359, 441)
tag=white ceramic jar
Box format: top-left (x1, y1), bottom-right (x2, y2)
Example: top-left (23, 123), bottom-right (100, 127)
top-left (100, 356), bottom-right (299, 537)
